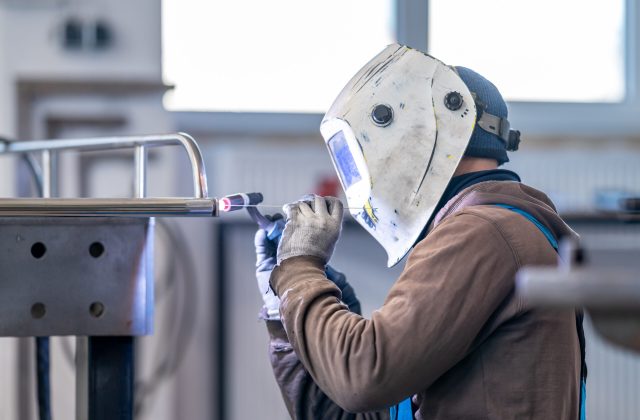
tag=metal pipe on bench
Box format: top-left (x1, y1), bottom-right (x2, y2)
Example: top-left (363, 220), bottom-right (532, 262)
top-left (0, 198), bottom-right (217, 217)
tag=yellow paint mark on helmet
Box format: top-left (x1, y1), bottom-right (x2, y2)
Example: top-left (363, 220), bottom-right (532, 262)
top-left (364, 200), bottom-right (378, 224)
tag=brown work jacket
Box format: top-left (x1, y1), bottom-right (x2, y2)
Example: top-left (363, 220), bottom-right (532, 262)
top-left (266, 181), bottom-right (582, 419)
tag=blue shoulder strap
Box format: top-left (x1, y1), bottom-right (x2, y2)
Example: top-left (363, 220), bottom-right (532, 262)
top-left (494, 204), bottom-right (558, 250)
top-left (389, 397), bottom-right (412, 420)
top-left (495, 204), bottom-right (586, 420)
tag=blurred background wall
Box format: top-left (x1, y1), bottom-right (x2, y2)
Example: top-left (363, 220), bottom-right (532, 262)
top-left (1, 0), bottom-right (640, 419)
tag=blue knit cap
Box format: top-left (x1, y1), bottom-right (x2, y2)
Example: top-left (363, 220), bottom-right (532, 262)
top-left (455, 66), bottom-right (509, 165)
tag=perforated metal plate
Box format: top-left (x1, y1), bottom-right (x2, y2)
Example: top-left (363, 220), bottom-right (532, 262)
top-left (0, 217), bottom-right (153, 336)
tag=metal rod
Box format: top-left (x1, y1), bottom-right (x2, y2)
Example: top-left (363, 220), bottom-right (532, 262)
top-left (0, 198), bottom-right (217, 217)
top-left (134, 145), bottom-right (146, 199)
top-left (37, 150), bottom-right (53, 420)
top-left (1, 133), bottom-right (208, 198)
top-left (41, 150), bottom-right (52, 199)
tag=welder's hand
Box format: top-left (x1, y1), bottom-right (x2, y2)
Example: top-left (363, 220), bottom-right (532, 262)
top-left (277, 195), bottom-right (343, 265)
top-left (325, 265), bottom-right (362, 315)
top-left (255, 214), bottom-right (283, 320)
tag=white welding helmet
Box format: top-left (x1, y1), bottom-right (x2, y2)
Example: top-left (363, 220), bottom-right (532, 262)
top-left (320, 44), bottom-right (477, 267)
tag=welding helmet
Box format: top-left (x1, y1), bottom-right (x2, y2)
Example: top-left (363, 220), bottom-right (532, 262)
top-left (320, 44), bottom-right (518, 267)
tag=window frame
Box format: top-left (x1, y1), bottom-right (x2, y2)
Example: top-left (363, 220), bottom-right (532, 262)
top-left (171, 0), bottom-right (640, 137)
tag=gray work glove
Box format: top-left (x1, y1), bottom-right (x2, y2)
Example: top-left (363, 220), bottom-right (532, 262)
top-left (277, 195), bottom-right (344, 265)
top-left (255, 214), bottom-right (283, 320)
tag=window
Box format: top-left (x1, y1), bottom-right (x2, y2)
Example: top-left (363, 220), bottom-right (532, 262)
top-left (162, 0), bottom-right (395, 113)
top-left (429, 0), bottom-right (626, 103)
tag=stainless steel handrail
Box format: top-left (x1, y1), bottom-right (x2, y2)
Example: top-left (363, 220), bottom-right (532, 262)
top-left (0, 132), bottom-right (208, 198)
top-left (0, 198), bottom-right (216, 217)
top-left (0, 132), bottom-right (219, 217)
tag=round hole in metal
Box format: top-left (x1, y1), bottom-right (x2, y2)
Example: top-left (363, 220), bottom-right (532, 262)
top-left (89, 242), bottom-right (104, 258)
top-left (31, 303), bottom-right (46, 319)
top-left (89, 302), bottom-right (105, 318)
top-left (31, 242), bottom-right (46, 259)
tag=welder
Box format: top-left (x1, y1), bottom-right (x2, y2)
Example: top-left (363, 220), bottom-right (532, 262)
top-left (253, 44), bottom-right (585, 419)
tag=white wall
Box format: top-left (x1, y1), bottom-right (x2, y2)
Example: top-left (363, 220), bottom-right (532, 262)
top-left (0, 0), bottom-right (163, 137)
top-left (0, 6), bottom-right (17, 199)
top-left (0, 0), bottom-right (164, 192)
top-left (0, 8), bottom-right (20, 420)
top-left (1, 0), bottom-right (161, 81)
top-left (0, 7), bottom-right (8, 134)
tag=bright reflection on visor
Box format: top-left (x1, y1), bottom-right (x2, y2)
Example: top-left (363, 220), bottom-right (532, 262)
top-left (328, 131), bottom-right (362, 189)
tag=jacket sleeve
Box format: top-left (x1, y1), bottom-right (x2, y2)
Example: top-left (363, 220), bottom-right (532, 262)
top-left (265, 319), bottom-right (389, 419)
top-left (270, 212), bottom-right (520, 413)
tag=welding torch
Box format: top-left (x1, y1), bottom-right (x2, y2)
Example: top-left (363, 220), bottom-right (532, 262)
top-left (219, 192), bottom-right (285, 241)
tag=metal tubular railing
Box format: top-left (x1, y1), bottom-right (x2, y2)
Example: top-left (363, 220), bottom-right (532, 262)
top-left (0, 133), bottom-right (217, 217)
top-left (0, 198), bottom-right (216, 217)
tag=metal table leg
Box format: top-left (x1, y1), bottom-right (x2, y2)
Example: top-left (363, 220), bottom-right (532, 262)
top-left (77, 336), bottom-right (134, 420)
